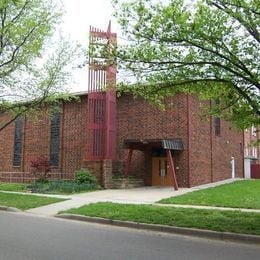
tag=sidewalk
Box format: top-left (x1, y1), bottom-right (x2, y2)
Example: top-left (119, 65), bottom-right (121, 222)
top-left (1, 178), bottom-right (254, 216)
top-left (1, 178), bottom-right (259, 245)
top-left (23, 178), bottom-right (256, 216)
top-left (155, 203), bottom-right (260, 213)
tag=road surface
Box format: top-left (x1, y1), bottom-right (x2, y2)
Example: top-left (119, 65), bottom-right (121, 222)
top-left (0, 211), bottom-right (259, 260)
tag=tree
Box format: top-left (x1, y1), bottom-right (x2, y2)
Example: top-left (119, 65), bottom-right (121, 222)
top-left (113, 0), bottom-right (260, 128)
top-left (0, 0), bottom-right (81, 131)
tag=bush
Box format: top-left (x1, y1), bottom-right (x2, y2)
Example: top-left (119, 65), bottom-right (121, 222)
top-left (28, 181), bottom-right (50, 193)
top-left (28, 180), bottom-right (99, 194)
top-left (30, 157), bottom-right (51, 182)
top-left (75, 169), bottom-right (98, 185)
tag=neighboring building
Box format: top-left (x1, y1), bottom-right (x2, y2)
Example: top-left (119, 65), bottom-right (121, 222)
top-left (244, 125), bottom-right (260, 178)
top-left (0, 93), bottom-right (244, 188)
top-left (244, 125), bottom-right (259, 160)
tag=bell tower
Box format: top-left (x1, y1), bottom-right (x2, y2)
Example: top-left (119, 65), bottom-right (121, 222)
top-left (86, 22), bottom-right (117, 161)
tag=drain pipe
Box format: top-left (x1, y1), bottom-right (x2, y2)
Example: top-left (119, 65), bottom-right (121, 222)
top-left (231, 157), bottom-right (235, 179)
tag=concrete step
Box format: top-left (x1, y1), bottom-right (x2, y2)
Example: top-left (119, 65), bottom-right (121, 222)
top-left (112, 177), bottom-right (144, 189)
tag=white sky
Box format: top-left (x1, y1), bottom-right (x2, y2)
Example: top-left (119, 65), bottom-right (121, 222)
top-left (60, 0), bottom-right (119, 92)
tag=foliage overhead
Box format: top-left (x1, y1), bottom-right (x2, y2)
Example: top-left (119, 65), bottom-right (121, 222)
top-left (0, 0), bottom-right (83, 131)
top-left (113, 0), bottom-right (260, 128)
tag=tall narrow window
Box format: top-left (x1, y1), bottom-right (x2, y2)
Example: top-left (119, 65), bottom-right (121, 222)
top-left (13, 118), bottom-right (23, 166)
top-left (213, 99), bottom-right (221, 136)
top-left (50, 111), bottom-right (60, 167)
top-left (214, 117), bottom-right (221, 136)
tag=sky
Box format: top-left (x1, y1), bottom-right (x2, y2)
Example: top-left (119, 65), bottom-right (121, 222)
top-left (60, 0), bottom-right (119, 92)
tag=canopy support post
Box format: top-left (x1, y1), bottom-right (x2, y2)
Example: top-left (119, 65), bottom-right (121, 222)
top-left (166, 149), bottom-right (178, 190)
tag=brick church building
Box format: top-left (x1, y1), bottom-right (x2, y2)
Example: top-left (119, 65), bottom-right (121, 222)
top-left (0, 92), bottom-right (244, 188)
top-left (0, 24), bottom-right (244, 189)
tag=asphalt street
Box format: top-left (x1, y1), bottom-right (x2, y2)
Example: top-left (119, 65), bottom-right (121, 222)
top-left (0, 211), bottom-right (259, 260)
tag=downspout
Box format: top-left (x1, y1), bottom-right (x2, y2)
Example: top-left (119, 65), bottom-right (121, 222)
top-left (186, 95), bottom-right (191, 188)
top-left (242, 131), bottom-right (245, 178)
top-left (210, 101), bottom-right (213, 183)
top-left (60, 102), bottom-right (65, 178)
top-left (21, 116), bottom-right (27, 182)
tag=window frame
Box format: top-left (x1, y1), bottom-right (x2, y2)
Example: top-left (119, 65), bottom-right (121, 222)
top-left (13, 118), bottom-right (23, 167)
top-left (49, 110), bottom-right (61, 167)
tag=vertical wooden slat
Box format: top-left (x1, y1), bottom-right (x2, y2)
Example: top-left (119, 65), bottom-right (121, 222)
top-left (166, 149), bottom-right (178, 190)
top-left (86, 23), bottom-right (117, 160)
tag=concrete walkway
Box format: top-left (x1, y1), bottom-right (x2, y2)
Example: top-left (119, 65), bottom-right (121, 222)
top-left (2, 178), bottom-right (260, 246)
top-left (22, 178), bottom-right (252, 216)
top-left (3, 178), bottom-right (256, 216)
top-left (155, 203), bottom-right (260, 213)
top-left (26, 186), bottom-right (188, 216)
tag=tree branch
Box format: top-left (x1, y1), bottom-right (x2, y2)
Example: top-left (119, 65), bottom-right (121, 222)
top-left (145, 78), bottom-right (260, 116)
top-left (210, 1), bottom-right (260, 43)
top-left (11, 0), bottom-right (29, 24)
top-left (0, 93), bottom-right (48, 132)
top-left (0, 25), bottom-right (36, 68)
top-left (0, 7), bottom-right (7, 52)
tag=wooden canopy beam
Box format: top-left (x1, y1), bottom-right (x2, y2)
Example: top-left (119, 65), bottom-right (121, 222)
top-left (166, 149), bottom-right (178, 190)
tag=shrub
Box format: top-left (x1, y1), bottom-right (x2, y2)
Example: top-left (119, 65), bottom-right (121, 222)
top-left (30, 157), bottom-right (51, 182)
top-left (75, 169), bottom-right (98, 185)
top-left (28, 180), bottom-right (99, 194)
top-left (28, 181), bottom-right (50, 193)
top-left (49, 180), bottom-right (97, 193)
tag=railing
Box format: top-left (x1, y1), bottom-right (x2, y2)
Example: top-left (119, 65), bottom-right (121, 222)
top-left (0, 172), bottom-right (75, 183)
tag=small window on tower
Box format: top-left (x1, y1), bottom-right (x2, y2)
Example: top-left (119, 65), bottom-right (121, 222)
top-left (214, 117), bottom-right (221, 136)
top-left (213, 99), bottom-right (221, 136)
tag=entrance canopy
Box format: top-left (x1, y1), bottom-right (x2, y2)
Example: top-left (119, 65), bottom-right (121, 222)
top-left (124, 138), bottom-right (184, 151)
top-left (124, 139), bottom-right (183, 190)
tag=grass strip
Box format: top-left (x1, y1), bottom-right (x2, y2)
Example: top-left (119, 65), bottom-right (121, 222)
top-left (63, 202), bottom-right (260, 235)
top-left (0, 193), bottom-right (66, 210)
top-left (0, 183), bottom-right (28, 192)
top-left (159, 180), bottom-right (260, 209)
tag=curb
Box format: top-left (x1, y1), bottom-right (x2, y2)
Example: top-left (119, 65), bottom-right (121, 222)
top-left (0, 205), bottom-right (21, 212)
top-left (56, 213), bottom-right (260, 245)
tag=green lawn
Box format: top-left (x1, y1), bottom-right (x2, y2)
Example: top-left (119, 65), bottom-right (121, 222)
top-left (159, 180), bottom-right (260, 209)
top-left (63, 202), bottom-right (260, 235)
top-left (0, 183), bottom-right (28, 192)
top-left (0, 193), bottom-right (66, 210)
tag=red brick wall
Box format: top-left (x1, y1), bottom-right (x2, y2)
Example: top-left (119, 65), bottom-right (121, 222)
top-left (0, 93), bottom-right (244, 187)
top-left (189, 97), bottom-right (244, 186)
top-left (61, 96), bottom-right (88, 174)
top-left (116, 94), bottom-right (189, 187)
top-left (211, 120), bottom-right (244, 181)
top-left (0, 113), bottom-right (15, 172)
top-left (23, 110), bottom-right (51, 172)
top-left (0, 96), bottom-right (88, 180)
top-left (189, 97), bottom-right (212, 186)
top-left (81, 160), bottom-right (103, 183)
